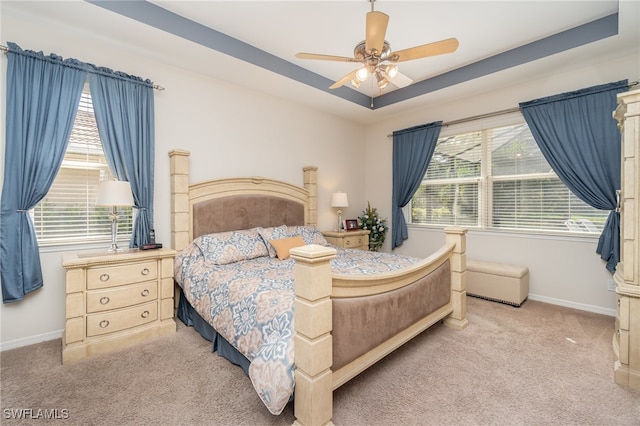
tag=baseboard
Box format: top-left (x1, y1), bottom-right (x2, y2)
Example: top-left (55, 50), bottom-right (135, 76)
top-left (527, 294), bottom-right (616, 317)
top-left (0, 329), bottom-right (63, 352)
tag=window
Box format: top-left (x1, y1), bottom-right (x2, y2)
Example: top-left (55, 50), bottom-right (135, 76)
top-left (32, 88), bottom-right (133, 246)
top-left (408, 122), bottom-right (608, 234)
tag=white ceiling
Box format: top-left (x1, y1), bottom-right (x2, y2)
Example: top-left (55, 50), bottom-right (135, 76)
top-left (150, 0), bottom-right (618, 95)
top-left (4, 1), bottom-right (639, 124)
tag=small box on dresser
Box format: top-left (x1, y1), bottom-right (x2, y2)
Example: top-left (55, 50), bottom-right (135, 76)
top-left (61, 248), bottom-right (177, 364)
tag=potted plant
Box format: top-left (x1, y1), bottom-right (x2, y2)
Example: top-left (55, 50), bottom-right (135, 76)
top-left (358, 202), bottom-right (387, 251)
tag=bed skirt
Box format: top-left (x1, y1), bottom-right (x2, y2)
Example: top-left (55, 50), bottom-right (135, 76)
top-left (177, 292), bottom-right (251, 375)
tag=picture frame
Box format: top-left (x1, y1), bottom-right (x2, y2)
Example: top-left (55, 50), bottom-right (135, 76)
top-left (345, 219), bottom-right (359, 231)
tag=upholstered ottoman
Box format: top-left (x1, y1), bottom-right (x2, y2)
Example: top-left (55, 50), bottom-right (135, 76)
top-left (466, 260), bottom-right (529, 307)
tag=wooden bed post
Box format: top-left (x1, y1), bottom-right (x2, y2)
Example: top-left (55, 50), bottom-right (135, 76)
top-left (303, 166), bottom-right (318, 226)
top-left (443, 226), bottom-right (469, 330)
top-left (290, 244), bottom-right (336, 426)
top-left (169, 149), bottom-right (191, 252)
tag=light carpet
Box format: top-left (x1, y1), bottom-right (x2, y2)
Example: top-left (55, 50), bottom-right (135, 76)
top-left (1, 297), bottom-right (638, 425)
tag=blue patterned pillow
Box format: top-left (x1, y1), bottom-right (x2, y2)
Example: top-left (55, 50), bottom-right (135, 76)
top-left (257, 225), bottom-right (289, 257)
top-left (193, 228), bottom-right (269, 265)
top-left (287, 225), bottom-right (329, 246)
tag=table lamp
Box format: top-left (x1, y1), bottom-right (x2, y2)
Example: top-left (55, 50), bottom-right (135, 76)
top-left (96, 180), bottom-right (134, 252)
top-left (331, 191), bottom-right (349, 231)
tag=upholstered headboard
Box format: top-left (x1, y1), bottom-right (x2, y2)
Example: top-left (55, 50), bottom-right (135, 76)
top-left (192, 194), bottom-right (305, 238)
top-left (169, 150), bottom-right (318, 251)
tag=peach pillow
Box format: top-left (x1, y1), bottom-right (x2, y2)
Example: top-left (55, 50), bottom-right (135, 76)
top-left (269, 236), bottom-right (305, 260)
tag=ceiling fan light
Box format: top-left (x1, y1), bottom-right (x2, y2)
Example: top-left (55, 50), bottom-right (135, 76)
top-left (350, 78), bottom-right (361, 88)
top-left (385, 64), bottom-right (398, 79)
top-left (374, 69), bottom-right (388, 88)
top-left (356, 67), bottom-right (369, 81)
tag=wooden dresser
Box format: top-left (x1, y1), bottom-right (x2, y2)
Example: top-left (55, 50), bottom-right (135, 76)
top-left (612, 88), bottom-right (640, 390)
top-left (61, 248), bottom-right (176, 364)
top-left (323, 229), bottom-right (370, 251)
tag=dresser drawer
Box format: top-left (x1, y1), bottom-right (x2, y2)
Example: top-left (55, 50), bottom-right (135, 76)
top-left (343, 235), bottom-right (366, 249)
top-left (86, 281), bottom-right (158, 313)
top-left (87, 261), bottom-right (157, 289)
top-left (87, 301), bottom-right (157, 337)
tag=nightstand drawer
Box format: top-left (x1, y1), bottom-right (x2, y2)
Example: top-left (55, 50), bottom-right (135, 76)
top-left (87, 301), bottom-right (157, 337)
top-left (87, 261), bottom-right (157, 289)
top-left (86, 281), bottom-right (158, 313)
top-left (343, 235), bottom-right (365, 249)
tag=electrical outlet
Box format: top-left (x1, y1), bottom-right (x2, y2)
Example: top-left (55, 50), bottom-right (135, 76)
top-left (607, 278), bottom-right (616, 292)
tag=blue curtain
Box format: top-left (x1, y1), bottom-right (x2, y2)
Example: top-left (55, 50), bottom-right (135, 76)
top-left (392, 121), bottom-right (443, 249)
top-left (89, 72), bottom-right (155, 248)
top-left (0, 43), bottom-right (86, 303)
top-left (519, 80), bottom-right (628, 273)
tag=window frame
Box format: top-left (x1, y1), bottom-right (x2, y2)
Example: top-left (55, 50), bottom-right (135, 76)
top-left (404, 113), bottom-right (607, 238)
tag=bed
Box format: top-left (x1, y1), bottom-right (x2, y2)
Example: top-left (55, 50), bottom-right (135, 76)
top-left (169, 149), bottom-right (469, 426)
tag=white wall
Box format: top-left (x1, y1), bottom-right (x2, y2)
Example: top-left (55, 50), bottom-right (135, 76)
top-left (0, 5), bottom-right (366, 349)
top-left (363, 46), bottom-right (639, 316)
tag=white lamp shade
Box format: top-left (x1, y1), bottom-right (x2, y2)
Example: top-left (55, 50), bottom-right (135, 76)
top-left (331, 192), bottom-right (349, 208)
top-left (96, 180), bottom-right (134, 206)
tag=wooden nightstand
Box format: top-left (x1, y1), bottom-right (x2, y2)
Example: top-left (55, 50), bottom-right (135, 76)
top-left (61, 248), bottom-right (177, 364)
top-left (323, 229), bottom-right (370, 251)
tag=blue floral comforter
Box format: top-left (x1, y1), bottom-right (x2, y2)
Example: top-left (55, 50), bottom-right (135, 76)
top-left (174, 227), bottom-right (419, 415)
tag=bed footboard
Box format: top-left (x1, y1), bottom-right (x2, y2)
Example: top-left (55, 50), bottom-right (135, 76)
top-left (290, 227), bottom-right (468, 426)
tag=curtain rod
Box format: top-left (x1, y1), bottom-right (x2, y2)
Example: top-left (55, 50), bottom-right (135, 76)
top-left (387, 80), bottom-right (639, 138)
top-left (1, 44), bottom-right (165, 91)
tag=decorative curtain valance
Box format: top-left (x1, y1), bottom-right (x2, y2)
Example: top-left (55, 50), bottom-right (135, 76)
top-left (520, 79), bottom-right (628, 273)
top-left (392, 121), bottom-right (443, 249)
top-left (6, 42), bottom-right (155, 88)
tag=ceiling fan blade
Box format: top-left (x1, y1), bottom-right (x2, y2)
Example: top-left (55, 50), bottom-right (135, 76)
top-left (365, 11), bottom-right (389, 55)
top-left (296, 52), bottom-right (358, 62)
top-left (330, 70), bottom-right (357, 89)
top-left (391, 38), bottom-right (459, 63)
top-left (389, 71), bottom-right (413, 88)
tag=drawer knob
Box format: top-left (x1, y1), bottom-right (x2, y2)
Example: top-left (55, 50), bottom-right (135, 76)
top-left (100, 297), bottom-right (110, 305)
top-left (141, 310), bottom-right (150, 318)
top-left (100, 273), bottom-right (110, 282)
top-left (345, 240), bottom-right (351, 246)
top-left (99, 320), bottom-right (110, 329)
top-left (141, 289), bottom-right (150, 297)
top-left (141, 268), bottom-right (150, 276)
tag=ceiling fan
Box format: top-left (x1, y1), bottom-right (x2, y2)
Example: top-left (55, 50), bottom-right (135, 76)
top-left (295, 0), bottom-right (459, 92)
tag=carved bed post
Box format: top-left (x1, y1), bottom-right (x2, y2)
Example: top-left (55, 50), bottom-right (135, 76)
top-left (443, 226), bottom-right (469, 330)
top-left (303, 166), bottom-right (318, 226)
top-left (169, 150), bottom-right (191, 252)
top-left (290, 244), bottom-right (336, 426)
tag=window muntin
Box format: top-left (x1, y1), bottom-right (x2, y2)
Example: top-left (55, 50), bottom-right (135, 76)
top-left (408, 122), bottom-right (608, 234)
top-left (32, 89), bottom-right (132, 246)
